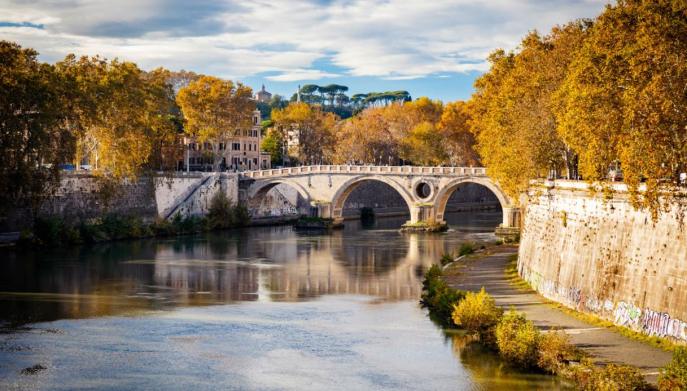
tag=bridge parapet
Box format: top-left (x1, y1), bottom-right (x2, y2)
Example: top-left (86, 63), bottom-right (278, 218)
top-left (240, 164), bottom-right (519, 229)
top-left (241, 165), bottom-right (487, 179)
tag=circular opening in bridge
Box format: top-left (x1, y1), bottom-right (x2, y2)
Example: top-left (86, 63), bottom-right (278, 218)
top-left (415, 182), bottom-right (432, 199)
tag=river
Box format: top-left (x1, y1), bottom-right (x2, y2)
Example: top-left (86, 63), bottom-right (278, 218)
top-left (0, 211), bottom-right (569, 390)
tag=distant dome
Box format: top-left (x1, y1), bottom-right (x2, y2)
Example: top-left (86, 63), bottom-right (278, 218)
top-left (255, 84), bottom-right (272, 103)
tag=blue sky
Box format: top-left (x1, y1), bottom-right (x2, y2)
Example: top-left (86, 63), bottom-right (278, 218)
top-left (0, 0), bottom-right (607, 102)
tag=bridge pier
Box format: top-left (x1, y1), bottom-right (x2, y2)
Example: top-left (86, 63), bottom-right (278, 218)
top-left (495, 207), bottom-right (521, 240)
top-left (502, 207), bottom-right (521, 228)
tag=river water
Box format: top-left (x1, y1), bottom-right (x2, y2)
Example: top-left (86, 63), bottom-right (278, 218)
top-left (0, 211), bottom-right (568, 390)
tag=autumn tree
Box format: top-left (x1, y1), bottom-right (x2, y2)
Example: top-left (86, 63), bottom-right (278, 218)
top-left (0, 41), bottom-right (72, 219)
top-left (556, 0), bottom-right (687, 215)
top-left (176, 76), bottom-right (255, 170)
top-left (271, 103), bottom-right (338, 164)
top-left (56, 55), bottom-right (177, 179)
top-left (143, 67), bottom-right (184, 171)
top-left (438, 101), bottom-right (480, 166)
top-left (333, 97), bottom-right (478, 166)
top-left (470, 21), bottom-right (590, 200)
top-left (333, 108), bottom-right (399, 164)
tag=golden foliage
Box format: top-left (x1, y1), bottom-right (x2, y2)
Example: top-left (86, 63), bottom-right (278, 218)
top-left (332, 98), bottom-right (479, 166)
top-left (56, 55), bottom-right (180, 179)
top-left (271, 102), bottom-right (338, 164)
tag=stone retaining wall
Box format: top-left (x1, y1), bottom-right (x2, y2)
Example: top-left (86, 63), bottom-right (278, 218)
top-left (518, 181), bottom-right (687, 341)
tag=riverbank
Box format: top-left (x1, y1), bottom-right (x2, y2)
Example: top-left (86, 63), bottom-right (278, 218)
top-left (443, 246), bottom-right (672, 384)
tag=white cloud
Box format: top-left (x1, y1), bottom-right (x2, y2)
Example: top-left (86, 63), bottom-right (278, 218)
top-left (266, 69), bottom-right (341, 82)
top-left (0, 0), bottom-right (607, 80)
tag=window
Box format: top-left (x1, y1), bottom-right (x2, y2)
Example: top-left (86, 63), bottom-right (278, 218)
top-left (232, 143), bottom-right (240, 151)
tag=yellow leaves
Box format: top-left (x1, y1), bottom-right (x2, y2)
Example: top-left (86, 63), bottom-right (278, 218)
top-left (469, 21), bottom-right (590, 202)
top-left (331, 98), bottom-right (479, 166)
top-left (271, 103), bottom-right (338, 164)
top-left (176, 76), bottom-right (255, 143)
top-left (471, 0), bottom-right (686, 217)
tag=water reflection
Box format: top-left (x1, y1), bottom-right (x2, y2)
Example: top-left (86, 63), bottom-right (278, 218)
top-left (0, 209), bottom-right (571, 390)
top-left (448, 333), bottom-right (573, 390)
top-left (1, 212), bottom-right (499, 325)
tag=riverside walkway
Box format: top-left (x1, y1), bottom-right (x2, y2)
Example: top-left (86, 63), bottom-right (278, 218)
top-left (444, 246), bottom-right (672, 384)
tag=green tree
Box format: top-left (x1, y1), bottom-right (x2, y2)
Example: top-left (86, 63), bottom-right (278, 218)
top-left (261, 127), bottom-right (284, 165)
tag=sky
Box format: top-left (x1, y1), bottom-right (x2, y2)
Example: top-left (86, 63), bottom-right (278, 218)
top-left (0, 0), bottom-right (608, 102)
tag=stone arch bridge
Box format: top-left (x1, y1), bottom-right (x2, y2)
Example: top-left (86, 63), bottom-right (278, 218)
top-left (239, 165), bottom-right (520, 228)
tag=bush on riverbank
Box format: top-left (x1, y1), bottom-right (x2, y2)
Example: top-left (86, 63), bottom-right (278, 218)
top-left (570, 361), bottom-right (651, 391)
top-left (659, 347), bottom-right (687, 391)
top-left (423, 253), bottom-right (654, 390)
top-left (206, 192), bottom-right (250, 229)
top-left (452, 287), bottom-right (502, 346)
top-left (458, 243), bottom-right (476, 257)
top-left (420, 265), bottom-right (466, 327)
top-left (537, 330), bottom-right (575, 375)
top-left (440, 253), bottom-right (454, 266)
top-left (495, 310), bottom-right (540, 368)
top-left (26, 202), bottom-right (250, 247)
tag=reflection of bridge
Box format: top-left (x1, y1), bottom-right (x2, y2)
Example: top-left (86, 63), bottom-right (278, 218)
top-left (240, 165), bottom-right (520, 228)
top-left (153, 230), bottom-right (447, 302)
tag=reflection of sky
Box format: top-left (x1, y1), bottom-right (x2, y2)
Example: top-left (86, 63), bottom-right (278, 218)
top-left (0, 295), bottom-right (564, 390)
top-left (0, 297), bottom-right (470, 390)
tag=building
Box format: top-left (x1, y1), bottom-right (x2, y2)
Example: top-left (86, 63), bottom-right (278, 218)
top-left (255, 84), bottom-right (272, 103)
top-left (183, 110), bottom-right (270, 172)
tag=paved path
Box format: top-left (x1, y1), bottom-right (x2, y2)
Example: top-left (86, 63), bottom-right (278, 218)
top-left (444, 246), bottom-right (672, 383)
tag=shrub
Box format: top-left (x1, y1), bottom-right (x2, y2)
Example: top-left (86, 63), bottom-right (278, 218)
top-left (421, 264), bottom-right (466, 327)
top-left (495, 310), bottom-right (540, 368)
top-left (440, 253), bottom-right (454, 266)
top-left (537, 330), bottom-right (575, 374)
top-left (452, 287), bottom-right (503, 342)
top-left (232, 204), bottom-right (250, 226)
top-left (33, 217), bottom-right (64, 246)
top-left (580, 363), bottom-right (651, 391)
top-left (458, 243), bottom-right (475, 257)
top-left (79, 221), bottom-right (109, 242)
top-left (150, 218), bottom-right (175, 236)
top-left (659, 347), bottom-right (687, 391)
top-left (207, 192), bottom-right (234, 229)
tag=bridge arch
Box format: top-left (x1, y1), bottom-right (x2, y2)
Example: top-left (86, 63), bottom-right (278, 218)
top-left (330, 176), bottom-right (415, 222)
top-left (433, 177), bottom-right (512, 226)
top-left (247, 179), bottom-right (312, 217)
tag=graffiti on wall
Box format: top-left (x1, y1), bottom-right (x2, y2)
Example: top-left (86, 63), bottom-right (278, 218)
top-left (519, 265), bottom-right (687, 341)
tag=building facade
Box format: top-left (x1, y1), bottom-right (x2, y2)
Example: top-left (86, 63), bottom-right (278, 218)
top-left (183, 110), bottom-right (270, 172)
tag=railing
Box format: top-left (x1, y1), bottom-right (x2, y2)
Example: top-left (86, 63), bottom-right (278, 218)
top-left (240, 165), bottom-right (487, 178)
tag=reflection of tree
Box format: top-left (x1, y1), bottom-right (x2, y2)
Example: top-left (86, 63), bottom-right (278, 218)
top-left (448, 333), bottom-right (564, 390)
top-left (0, 222), bottom-right (497, 325)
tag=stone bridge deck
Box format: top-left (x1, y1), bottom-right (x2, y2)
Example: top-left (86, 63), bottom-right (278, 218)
top-left (240, 165), bottom-right (519, 228)
top-left (241, 165), bottom-right (488, 179)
